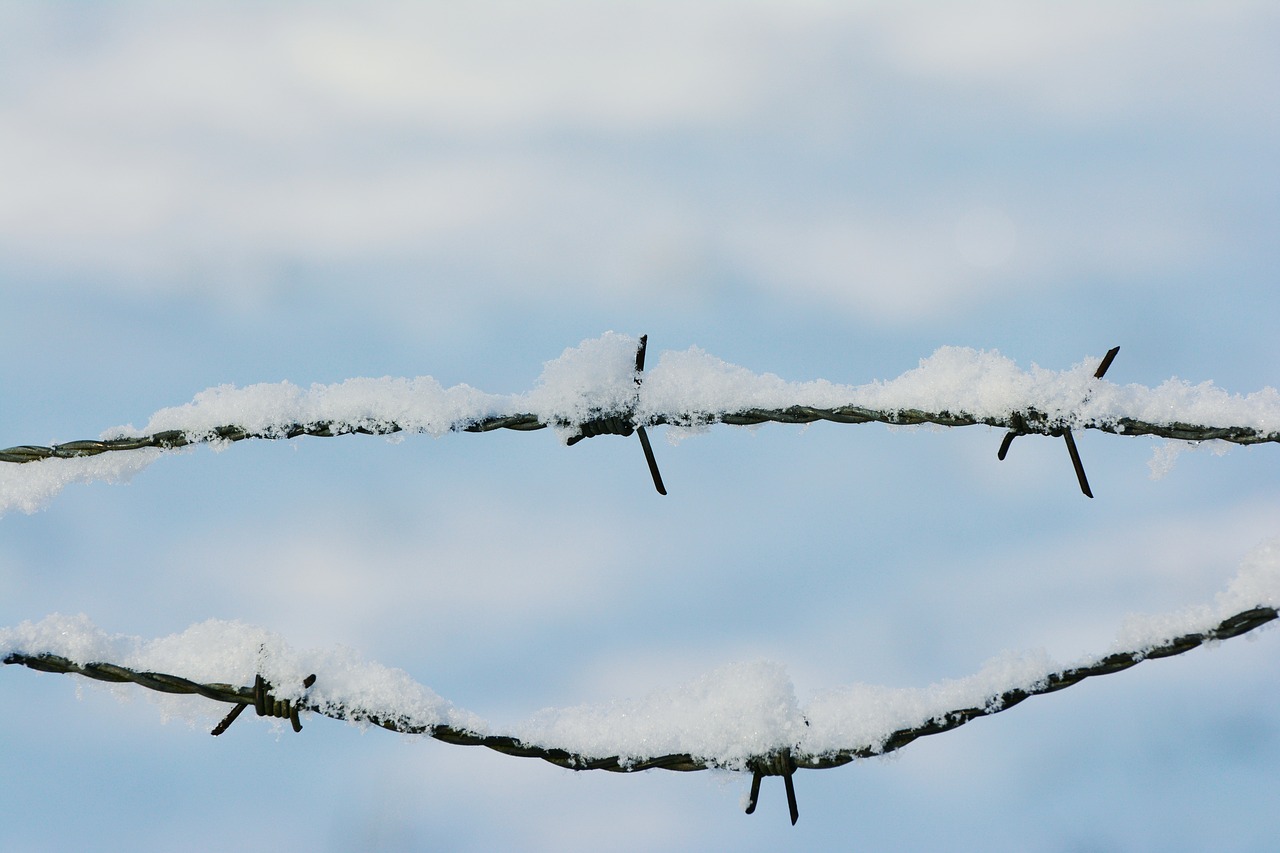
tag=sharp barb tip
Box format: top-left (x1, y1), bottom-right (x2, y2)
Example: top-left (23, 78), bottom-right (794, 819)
top-left (997, 431), bottom-right (1017, 461)
top-left (1062, 430), bottom-right (1093, 498)
top-left (1094, 346), bottom-right (1120, 379)
top-left (636, 426), bottom-right (667, 495)
top-left (745, 771), bottom-right (762, 815)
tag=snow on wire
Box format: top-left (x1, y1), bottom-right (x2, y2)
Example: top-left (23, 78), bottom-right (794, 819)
top-left (2, 332), bottom-right (1280, 514)
top-left (3, 540), bottom-right (1279, 823)
top-left (3, 333), bottom-right (1280, 822)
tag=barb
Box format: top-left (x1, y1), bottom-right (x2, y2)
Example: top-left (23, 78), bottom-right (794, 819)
top-left (633, 335), bottom-right (667, 495)
top-left (211, 673), bottom-right (318, 735)
top-left (746, 749), bottom-right (799, 824)
top-left (6, 603), bottom-right (1274, 822)
top-left (564, 334), bottom-right (666, 494)
top-left (998, 346), bottom-right (1120, 497)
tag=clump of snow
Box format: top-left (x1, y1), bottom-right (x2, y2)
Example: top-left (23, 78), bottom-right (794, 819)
top-left (1147, 441), bottom-right (1184, 480)
top-left (0, 448), bottom-right (166, 517)
top-left (0, 613), bottom-right (140, 664)
top-left (1106, 378), bottom-right (1280, 436)
top-left (111, 377), bottom-right (512, 441)
top-left (524, 331), bottom-right (643, 440)
top-left (858, 348), bottom-right (1080, 421)
top-left (517, 660), bottom-right (806, 769)
top-left (639, 346), bottom-right (831, 423)
top-left (1147, 439), bottom-right (1233, 480)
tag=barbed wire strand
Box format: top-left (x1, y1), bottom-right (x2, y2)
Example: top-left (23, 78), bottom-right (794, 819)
top-left (5, 340), bottom-right (1278, 469)
top-left (4, 341), bottom-right (1277, 822)
top-left (6, 604), bottom-right (1274, 822)
top-left (4, 343), bottom-right (1277, 500)
top-left (3, 405), bottom-right (1277, 467)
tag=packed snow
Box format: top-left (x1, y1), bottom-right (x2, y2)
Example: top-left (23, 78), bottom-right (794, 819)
top-left (4, 541), bottom-right (1276, 767)
top-left (2, 333), bottom-right (1277, 517)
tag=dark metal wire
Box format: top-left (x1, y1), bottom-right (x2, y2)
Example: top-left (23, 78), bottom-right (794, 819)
top-left (2, 405), bottom-right (1276, 466)
top-left (3, 345), bottom-right (1276, 819)
top-left (6, 605), bottom-right (1274, 776)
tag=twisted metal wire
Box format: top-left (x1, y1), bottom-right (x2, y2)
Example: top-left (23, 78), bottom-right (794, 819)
top-left (4, 347), bottom-right (1276, 819)
top-left (1, 405), bottom-right (1276, 466)
top-left (6, 605), bottom-right (1274, 775)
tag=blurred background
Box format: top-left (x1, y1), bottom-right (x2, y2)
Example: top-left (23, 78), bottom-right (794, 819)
top-left (1, 2), bottom-right (1278, 850)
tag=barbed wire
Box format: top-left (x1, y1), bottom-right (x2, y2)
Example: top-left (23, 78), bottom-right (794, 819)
top-left (6, 603), bottom-right (1274, 822)
top-left (5, 338), bottom-right (1277, 823)
top-left (3, 340), bottom-right (1277, 502)
top-left (2, 405), bottom-right (1276, 466)
top-left (4, 341), bottom-right (1276, 503)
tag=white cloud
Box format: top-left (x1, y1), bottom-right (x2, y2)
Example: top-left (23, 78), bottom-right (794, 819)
top-left (279, 4), bottom-right (765, 132)
top-left (872, 2), bottom-right (1280, 126)
top-left (0, 2), bottom-right (1274, 325)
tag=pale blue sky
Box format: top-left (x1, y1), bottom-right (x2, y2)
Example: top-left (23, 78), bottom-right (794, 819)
top-left (2, 3), bottom-right (1278, 850)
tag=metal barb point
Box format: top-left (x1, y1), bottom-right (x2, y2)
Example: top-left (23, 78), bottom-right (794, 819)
top-left (996, 412), bottom-right (1029, 462)
top-left (633, 335), bottom-right (667, 494)
top-left (211, 702), bottom-right (247, 736)
top-left (213, 673), bottom-right (316, 735)
top-left (997, 430), bottom-right (1017, 461)
top-left (1062, 429), bottom-right (1093, 498)
top-left (1094, 346), bottom-right (1120, 379)
top-left (743, 751), bottom-right (799, 825)
top-left (636, 426), bottom-right (667, 495)
top-left (564, 334), bottom-right (667, 494)
top-left (997, 349), bottom-right (1117, 496)
top-left (1060, 346), bottom-right (1114, 497)
top-left (745, 771), bottom-right (762, 815)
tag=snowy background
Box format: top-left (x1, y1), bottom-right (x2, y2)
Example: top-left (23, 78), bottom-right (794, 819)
top-left (2, 2), bottom-right (1279, 850)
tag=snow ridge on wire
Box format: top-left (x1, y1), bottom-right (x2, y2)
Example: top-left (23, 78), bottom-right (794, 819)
top-left (5, 538), bottom-right (1280, 780)
top-left (4, 604), bottom-right (1276, 772)
top-left (3, 332), bottom-right (1278, 464)
top-left (5, 327), bottom-right (1274, 507)
top-left (2, 333), bottom-right (1277, 514)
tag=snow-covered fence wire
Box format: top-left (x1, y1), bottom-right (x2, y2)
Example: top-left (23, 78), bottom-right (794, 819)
top-left (3, 581), bottom-right (1278, 824)
top-left (3, 333), bottom-right (1279, 824)
top-left (3, 333), bottom-right (1280, 513)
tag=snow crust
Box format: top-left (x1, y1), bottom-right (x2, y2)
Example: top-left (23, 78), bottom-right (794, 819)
top-left (5, 541), bottom-right (1276, 766)
top-left (3, 332), bottom-right (1277, 516)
